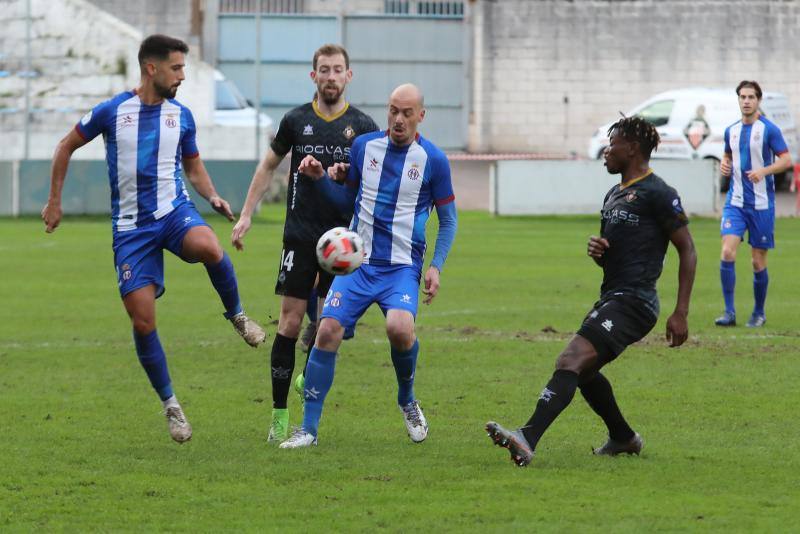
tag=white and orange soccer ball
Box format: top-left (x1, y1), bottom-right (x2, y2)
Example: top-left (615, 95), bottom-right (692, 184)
top-left (316, 227), bottom-right (365, 275)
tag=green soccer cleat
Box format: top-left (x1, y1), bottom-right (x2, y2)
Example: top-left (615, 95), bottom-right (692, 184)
top-left (268, 408), bottom-right (289, 442)
top-left (294, 373), bottom-right (305, 404)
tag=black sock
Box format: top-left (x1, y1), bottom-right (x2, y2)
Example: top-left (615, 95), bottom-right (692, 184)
top-left (579, 372), bottom-right (635, 442)
top-left (301, 330), bottom-right (316, 377)
top-left (271, 333), bottom-right (297, 409)
top-left (521, 369), bottom-right (579, 449)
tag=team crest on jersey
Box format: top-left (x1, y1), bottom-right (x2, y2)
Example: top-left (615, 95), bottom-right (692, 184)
top-left (343, 125), bottom-right (355, 139)
top-left (407, 164), bottom-right (420, 180)
top-left (672, 198), bottom-right (684, 214)
top-left (303, 124), bottom-right (314, 135)
top-left (625, 191), bottom-right (637, 203)
top-left (80, 110), bottom-right (93, 125)
top-left (165, 114), bottom-right (177, 128)
top-left (753, 132), bottom-right (761, 143)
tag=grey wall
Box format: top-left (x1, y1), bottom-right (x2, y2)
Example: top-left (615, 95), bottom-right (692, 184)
top-left (472, 0), bottom-right (800, 155)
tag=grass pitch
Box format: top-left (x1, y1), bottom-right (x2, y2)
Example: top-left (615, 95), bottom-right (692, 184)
top-left (1, 206), bottom-right (799, 531)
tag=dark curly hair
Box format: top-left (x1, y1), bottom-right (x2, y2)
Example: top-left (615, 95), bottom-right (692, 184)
top-left (607, 116), bottom-right (661, 158)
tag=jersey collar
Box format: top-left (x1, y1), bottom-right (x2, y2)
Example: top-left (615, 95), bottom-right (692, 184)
top-left (312, 99), bottom-right (349, 122)
top-left (620, 168), bottom-right (653, 190)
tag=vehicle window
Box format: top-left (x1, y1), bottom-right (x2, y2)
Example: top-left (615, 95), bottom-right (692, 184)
top-left (215, 80), bottom-right (248, 110)
top-left (635, 100), bottom-right (674, 127)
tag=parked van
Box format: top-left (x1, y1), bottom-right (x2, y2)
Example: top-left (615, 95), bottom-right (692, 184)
top-left (214, 70), bottom-right (274, 135)
top-left (587, 87), bottom-right (799, 189)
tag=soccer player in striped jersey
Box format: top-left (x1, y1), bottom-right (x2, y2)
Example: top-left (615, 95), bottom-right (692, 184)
top-left (279, 84), bottom-right (458, 448)
top-left (41, 35), bottom-right (266, 444)
top-left (716, 81), bottom-right (792, 328)
top-left (231, 44), bottom-right (379, 442)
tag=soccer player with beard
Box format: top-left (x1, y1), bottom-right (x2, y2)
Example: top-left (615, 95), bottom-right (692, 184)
top-left (41, 35), bottom-right (266, 444)
top-left (231, 44), bottom-right (379, 442)
top-left (485, 116), bottom-right (697, 466)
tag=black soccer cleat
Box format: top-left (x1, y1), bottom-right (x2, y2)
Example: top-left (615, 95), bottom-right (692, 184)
top-left (592, 432), bottom-right (643, 456)
top-left (485, 421), bottom-right (534, 467)
top-left (714, 311), bottom-right (736, 327)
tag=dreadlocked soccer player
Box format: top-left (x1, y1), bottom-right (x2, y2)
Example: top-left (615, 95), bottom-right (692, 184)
top-left (486, 116), bottom-right (697, 467)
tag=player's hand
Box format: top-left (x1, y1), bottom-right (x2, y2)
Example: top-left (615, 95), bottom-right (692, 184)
top-left (231, 215), bottom-right (251, 251)
top-left (665, 311), bottom-right (688, 347)
top-left (41, 202), bottom-right (62, 233)
top-left (327, 162), bottom-right (350, 183)
top-left (720, 158), bottom-right (732, 176)
top-left (422, 266), bottom-right (440, 305)
top-left (298, 155), bottom-right (325, 180)
top-left (746, 168), bottom-right (767, 183)
top-left (587, 235), bottom-right (610, 259)
top-left (209, 194), bottom-right (235, 221)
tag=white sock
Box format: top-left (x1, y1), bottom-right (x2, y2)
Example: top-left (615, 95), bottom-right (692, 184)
top-left (162, 395), bottom-right (180, 409)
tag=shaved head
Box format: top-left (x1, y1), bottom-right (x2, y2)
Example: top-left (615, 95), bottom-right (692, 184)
top-left (387, 83), bottom-right (426, 146)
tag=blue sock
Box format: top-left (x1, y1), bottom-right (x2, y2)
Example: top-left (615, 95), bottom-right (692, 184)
top-left (306, 287), bottom-right (318, 322)
top-left (205, 251), bottom-right (243, 319)
top-left (753, 268), bottom-right (768, 316)
top-left (720, 260), bottom-right (736, 314)
top-left (391, 339), bottom-right (419, 406)
top-left (133, 329), bottom-right (173, 401)
top-left (302, 348), bottom-right (337, 437)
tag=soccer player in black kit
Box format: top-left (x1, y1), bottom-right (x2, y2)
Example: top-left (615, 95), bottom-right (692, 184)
top-left (231, 44), bottom-right (379, 441)
top-left (486, 116), bottom-right (697, 467)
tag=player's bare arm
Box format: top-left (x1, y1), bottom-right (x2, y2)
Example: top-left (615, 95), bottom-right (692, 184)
top-left (183, 156), bottom-right (234, 221)
top-left (422, 266), bottom-right (440, 305)
top-left (745, 152), bottom-right (792, 183)
top-left (297, 154), bottom-right (325, 180)
top-left (587, 235), bottom-right (610, 266)
top-left (665, 225), bottom-right (696, 347)
top-left (42, 127), bottom-right (89, 233)
top-left (720, 153), bottom-right (732, 176)
top-left (231, 148), bottom-right (284, 250)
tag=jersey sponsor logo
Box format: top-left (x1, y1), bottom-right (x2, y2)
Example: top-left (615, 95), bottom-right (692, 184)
top-left (294, 144), bottom-right (351, 162)
top-left (80, 110), bottom-right (93, 125)
top-left (601, 319), bottom-right (614, 331)
top-left (343, 125), bottom-right (355, 139)
top-left (407, 164), bottom-right (420, 180)
top-left (303, 124), bottom-right (314, 135)
top-left (602, 208), bottom-right (640, 225)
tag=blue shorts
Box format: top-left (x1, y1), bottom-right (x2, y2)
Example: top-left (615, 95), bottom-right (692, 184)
top-left (320, 263), bottom-right (421, 331)
top-left (112, 203), bottom-right (209, 298)
top-left (720, 205), bottom-right (774, 249)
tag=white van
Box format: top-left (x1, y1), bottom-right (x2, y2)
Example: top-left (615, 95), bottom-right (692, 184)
top-left (587, 87), bottom-right (799, 189)
top-left (214, 70), bottom-right (274, 134)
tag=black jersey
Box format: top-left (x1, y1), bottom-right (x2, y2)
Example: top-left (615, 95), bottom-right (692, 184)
top-left (598, 171), bottom-right (689, 315)
top-left (271, 101), bottom-right (379, 244)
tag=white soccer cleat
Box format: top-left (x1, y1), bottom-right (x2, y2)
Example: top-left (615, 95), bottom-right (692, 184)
top-left (400, 400), bottom-right (428, 443)
top-left (230, 312), bottom-right (267, 347)
top-left (279, 428), bottom-right (318, 449)
top-left (164, 405), bottom-right (192, 444)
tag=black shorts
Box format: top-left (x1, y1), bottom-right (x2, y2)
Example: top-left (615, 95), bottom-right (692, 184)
top-left (576, 296), bottom-right (657, 364)
top-left (274, 241), bottom-right (334, 300)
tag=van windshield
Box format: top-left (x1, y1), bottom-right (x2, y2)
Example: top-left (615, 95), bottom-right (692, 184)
top-left (636, 100), bottom-right (674, 127)
top-left (216, 79), bottom-right (249, 111)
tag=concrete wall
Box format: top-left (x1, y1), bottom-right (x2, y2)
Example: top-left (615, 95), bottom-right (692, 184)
top-left (492, 160), bottom-right (718, 216)
top-left (471, 0), bottom-right (800, 155)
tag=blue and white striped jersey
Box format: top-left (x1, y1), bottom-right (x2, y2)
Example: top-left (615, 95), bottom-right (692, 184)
top-left (724, 115), bottom-right (788, 210)
top-left (345, 130), bottom-right (455, 270)
top-left (76, 90), bottom-right (199, 232)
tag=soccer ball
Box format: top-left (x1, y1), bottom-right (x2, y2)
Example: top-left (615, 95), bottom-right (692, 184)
top-left (316, 227), bottom-right (364, 275)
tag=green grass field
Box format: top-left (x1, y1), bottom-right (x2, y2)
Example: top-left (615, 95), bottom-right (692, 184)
top-left (1, 206), bottom-right (799, 531)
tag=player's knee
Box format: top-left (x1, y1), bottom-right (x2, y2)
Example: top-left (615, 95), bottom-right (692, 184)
top-left (555, 346), bottom-right (595, 374)
top-left (315, 319), bottom-right (344, 349)
top-left (720, 246), bottom-right (737, 262)
top-left (131, 316), bottom-right (156, 335)
top-left (387, 326), bottom-right (415, 350)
